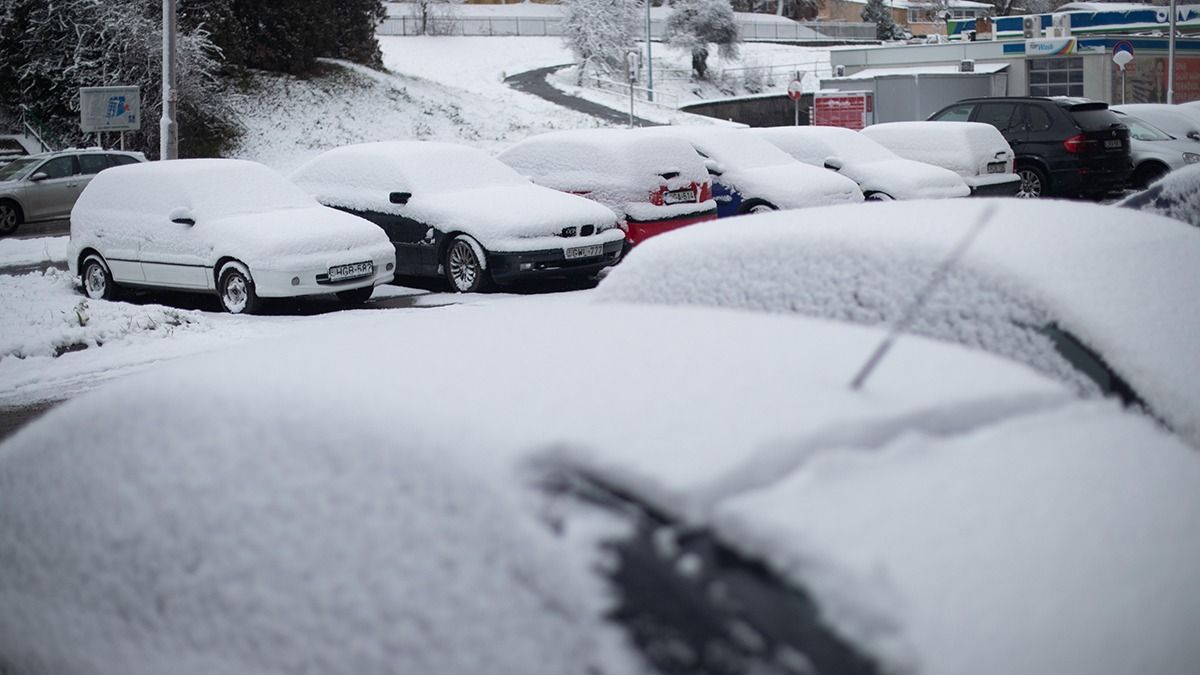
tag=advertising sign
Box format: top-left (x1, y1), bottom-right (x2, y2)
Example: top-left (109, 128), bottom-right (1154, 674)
top-left (79, 86), bottom-right (141, 133)
top-left (813, 91), bottom-right (873, 130)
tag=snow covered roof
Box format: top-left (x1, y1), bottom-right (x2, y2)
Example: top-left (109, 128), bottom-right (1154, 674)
top-left (3, 300), bottom-right (1198, 675)
top-left (1056, 2), bottom-right (1160, 11)
top-left (831, 62), bottom-right (1010, 80)
top-left (828, 0), bottom-right (992, 9)
top-left (598, 199), bottom-right (1200, 449)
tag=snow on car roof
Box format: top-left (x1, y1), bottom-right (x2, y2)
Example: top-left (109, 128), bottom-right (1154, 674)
top-left (1119, 163), bottom-right (1200, 227)
top-left (861, 121), bottom-right (1012, 176)
top-left (499, 129), bottom-right (709, 189)
top-left (638, 125), bottom-right (797, 170)
top-left (74, 158), bottom-right (317, 220)
top-left (3, 301), bottom-right (1196, 675)
top-left (597, 199), bottom-right (1200, 449)
top-left (753, 126), bottom-right (896, 165)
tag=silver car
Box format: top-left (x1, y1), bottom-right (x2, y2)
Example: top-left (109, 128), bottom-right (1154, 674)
top-left (1113, 110), bottom-right (1200, 188)
top-left (0, 149), bottom-right (145, 236)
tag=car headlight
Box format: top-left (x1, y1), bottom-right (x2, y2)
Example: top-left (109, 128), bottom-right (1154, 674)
top-left (1184, 152), bottom-right (1200, 164)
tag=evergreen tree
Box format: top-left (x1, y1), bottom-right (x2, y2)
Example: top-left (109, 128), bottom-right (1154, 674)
top-left (665, 0), bottom-right (740, 80)
top-left (861, 0), bottom-right (898, 40)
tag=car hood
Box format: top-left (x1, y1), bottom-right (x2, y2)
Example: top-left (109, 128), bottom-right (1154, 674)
top-left (840, 158), bottom-right (970, 199)
top-left (723, 164), bottom-right (864, 209)
top-left (403, 184), bottom-right (619, 247)
top-left (201, 205), bottom-right (392, 267)
top-left (1130, 137), bottom-right (1199, 169)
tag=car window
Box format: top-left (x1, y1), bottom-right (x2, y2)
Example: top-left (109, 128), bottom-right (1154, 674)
top-left (976, 103), bottom-right (1019, 132)
top-left (0, 157), bottom-right (38, 181)
top-left (108, 154), bottom-right (140, 167)
top-left (78, 154), bottom-right (111, 175)
top-left (933, 104), bottom-right (975, 122)
top-left (1026, 105), bottom-right (1054, 132)
top-left (1123, 116), bottom-right (1173, 141)
top-left (1070, 107), bottom-right (1125, 132)
top-left (36, 156), bottom-right (78, 179)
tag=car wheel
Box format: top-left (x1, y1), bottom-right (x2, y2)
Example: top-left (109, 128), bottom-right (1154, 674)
top-left (738, 199), bottom-right (777, 215)
top-left (864, 191), bottom-right (895, 202)
top-left (81, 254), bottom-right (117, 301)
top-left (1015, 165), bottom-right (1047, 199)
top-left (217, 261), bottom-right (261, 315)
top-left (444, 235), bottom-right (489, 293)
top-left (1135, 163), bottom-right (1169, 189)
top-left (336, 285), bottom-right (374, 306)
top-left (0, 200), bottom-right (22, 236)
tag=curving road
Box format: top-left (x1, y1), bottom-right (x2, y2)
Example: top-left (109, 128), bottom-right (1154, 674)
top-left (505, 65), bottom-right (658, 128)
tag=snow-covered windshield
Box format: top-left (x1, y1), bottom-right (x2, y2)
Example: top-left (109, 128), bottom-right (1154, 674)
top-left (0, 157), bottom-right (39, 181)
top-left (687, 131), bottom-right (797, 170)
top-left (184, 162), bottom-right (317, 218)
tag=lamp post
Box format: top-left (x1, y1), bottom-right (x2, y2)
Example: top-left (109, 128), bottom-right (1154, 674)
top-left (1168, 0), bottom-right (1177, 103)
top-left (161, 0), bottom-right (178, 160)
top-left (645, 0), bottom-right (654, 102)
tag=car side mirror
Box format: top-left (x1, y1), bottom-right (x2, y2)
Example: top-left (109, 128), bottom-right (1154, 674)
top-left (389, 191), bottom-right (411, 205)
top-left (28, 172), bottom-right (48, 182)
top-left (824, 157), bottom-right (844, 171)
top-left (703, 159), bottom-right (723, 176)
top-left (168, 207), bottom-right (195, 226)
top-left (1189, 131), bottom-right (1200, 141)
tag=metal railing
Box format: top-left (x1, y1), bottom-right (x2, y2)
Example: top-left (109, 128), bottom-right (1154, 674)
top-left (588, 75), bottom-right (681, 109)
top-left (378, 15), bottom-right (877, 41)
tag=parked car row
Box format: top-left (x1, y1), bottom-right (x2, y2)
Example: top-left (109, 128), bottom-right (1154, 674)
top-left (0, 147), bottom-right (146, 235)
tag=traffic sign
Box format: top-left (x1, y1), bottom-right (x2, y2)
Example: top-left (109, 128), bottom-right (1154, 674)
top-left (1113, 40), bottom-right (1135, 57)
top-left (787, 79), bottom-right (804, 101)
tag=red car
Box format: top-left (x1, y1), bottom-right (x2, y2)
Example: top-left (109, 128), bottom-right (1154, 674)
top-left (499, 129), bottom-right (717, 248)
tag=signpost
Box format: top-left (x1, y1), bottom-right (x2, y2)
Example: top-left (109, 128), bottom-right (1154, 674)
top-left (1113, 42), bottom-right (1134, 105)
top-left (787, 74), bottom-right (805, 126)
top-left (79, 86), bottom-right (141, 149)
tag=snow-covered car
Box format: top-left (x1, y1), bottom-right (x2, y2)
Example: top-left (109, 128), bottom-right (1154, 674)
top-left (1111, 109), bottom-right (1200, 187)
top-left (860, 121), bottom-right (1021, 197)
top-left (498, 129), bottom-right (717, 248)
top-left (290, 141), bottom-right (623, 292)
top-left (599, 199), bottom-right (1200, 449)
top-left (67, 159), bottom-right (395, 314)
top-left (1118, 162), bottom-right (1200, 227)
top-left (752, 125), bottom-right (970, 201)
top-left (4, 300), bottom-right (1200, 675)
top-left (1111, 103), bottom-right (1200, 143)
top-left (0, 148), bottom-right (145, 236)
top-left (635, 125), bottom-right (864, 217)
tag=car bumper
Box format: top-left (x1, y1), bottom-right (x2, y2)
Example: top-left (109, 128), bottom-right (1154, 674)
top-left (1052, 163), bottom-right (1133, 196)
top-left (253, 259), bottom-right (396, 298)
top-left (967, 175), bottom-right (1021, 197)
top-left (489, 239), bottom-right (624, 283)
top-left (627, 209), bottom-right (718, 247)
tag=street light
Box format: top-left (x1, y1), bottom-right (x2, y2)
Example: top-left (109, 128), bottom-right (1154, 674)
top-left (645, 0), bottom-right (654, 102)
top-left (1169, 0), bottom-right (1177, 103)
top-left (161, 0), bottom-right (178, 160)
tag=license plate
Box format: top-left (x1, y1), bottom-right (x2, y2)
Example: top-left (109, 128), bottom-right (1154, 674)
top-left (664, 188), bottom-right (697, 204)
top-left (565, 244), bottom-right (603, 259)
top-left (327, 261), bottom-right (373, 282)
top-left (1105, 139), bottom-right (1122, 149)
top-left (987, 162), bottom-right (1006, 174)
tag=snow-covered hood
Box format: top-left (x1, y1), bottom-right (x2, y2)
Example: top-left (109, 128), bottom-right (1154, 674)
top-left (201, 205), bottom-right (391, 267)
top-left (724, 164), bottom-right (864, 209)
top-left (402, 183), bottom-right (619, 246)
top-left (839, 158), bottom-right (970, 200)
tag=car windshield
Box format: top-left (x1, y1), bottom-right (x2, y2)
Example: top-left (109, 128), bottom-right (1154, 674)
top-left (694, 133), bottom-right (797, 170)
top-left (1122, 115), bottom-right (1174, 141)
top-left (0, 157), bottom-right (39, 181)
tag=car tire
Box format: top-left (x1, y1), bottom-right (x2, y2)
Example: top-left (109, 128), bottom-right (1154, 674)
top-left (0, 200), bottom-right (22, 236)
top-left (738, 199), bottom-right (777, 215)
top-left (80, 254), bottom-right (118, 301)
top-left (444, 235), bottom-right (490, 293)
top-left (1015, 165), bottom-right (1048, 199)
top-left (865, 191), bottom-right (895, 202)
top-left (1135, 162), bottom-right (1169, 189)
top-left (336, 285), bottom-right (374, 306)
top-left (217, 261), bottom-right (261, 315)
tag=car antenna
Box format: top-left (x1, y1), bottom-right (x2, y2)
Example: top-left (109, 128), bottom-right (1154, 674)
top-left (849, 202), bottom-right (998, 391)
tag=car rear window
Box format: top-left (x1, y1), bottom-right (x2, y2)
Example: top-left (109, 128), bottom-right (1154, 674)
top-left (1069, 107), bottom-right (1125, 131)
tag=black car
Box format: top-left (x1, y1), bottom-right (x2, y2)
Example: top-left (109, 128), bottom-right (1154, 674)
top-left (929, 96), bottom-right (1132, 199)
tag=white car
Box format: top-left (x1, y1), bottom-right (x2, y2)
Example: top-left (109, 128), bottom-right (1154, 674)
top-left (1111, 110), bottom-right (1200, 187)
top-left (3, 302), bottom-right (1199, 675)
top-left (1111, 104), bottom-right (1200, 143)
top-left (68, 159), bottom-right (396, 314)
top-left (600, 198), bottom-right (1200, 450)
top-left (498, 129), bottom-right (717, 248)
top-left (290, 141), bottom-right (623, 292)
top-left (861, 121), bottom-right (1021, 196)
top-left (634, 125), bottom-right (864, 217)
top-left (753, 125), bottom-right (970, 201)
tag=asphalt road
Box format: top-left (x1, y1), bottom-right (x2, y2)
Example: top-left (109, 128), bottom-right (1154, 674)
top-left (7, 218), bottom-right (70, 239)
top-left (0, 399), bottom-right (64, 443)
top-left (505, 65), bottom-right (659, 127)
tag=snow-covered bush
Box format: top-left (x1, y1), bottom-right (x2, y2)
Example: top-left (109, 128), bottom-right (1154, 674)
top-left (860, 0), bottom-right (898, 40)
top-left (562, 0), bottom-right (642, 83)
top-left (664, 0), bottom-right (741, 80)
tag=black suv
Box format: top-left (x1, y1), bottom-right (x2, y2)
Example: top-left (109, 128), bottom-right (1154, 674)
top-left (929, 97), bottom-right (1133, 198)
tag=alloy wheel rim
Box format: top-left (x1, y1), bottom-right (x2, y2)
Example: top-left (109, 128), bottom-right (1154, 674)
top-left (84, 264), bottom-right (106, 298)
top-left (1018, 171), bottom-right (1041, 198)
top-left (0, 206), bottom-right (15, 230)
top-left (449, 242), bottom-right (477, 290)
top-left (224, 274), bottom-right (248, 312)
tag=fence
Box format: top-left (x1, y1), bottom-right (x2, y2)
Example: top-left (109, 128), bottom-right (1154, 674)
top-left (588, 75), bottom-right (681, 109)
top-left (378, 15), bottom-right (877, 41)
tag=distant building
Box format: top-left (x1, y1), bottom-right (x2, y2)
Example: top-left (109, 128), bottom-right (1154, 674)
top-left (820, 0), bottom-right (993, 36)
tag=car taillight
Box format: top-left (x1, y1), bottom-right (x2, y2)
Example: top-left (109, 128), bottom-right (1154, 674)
top-left (1063, 134), bottom-right (1087, 154)
top-left (699, 181), bottom-right (711, 202)
top-left (649, 186), bottom-right (665, 206)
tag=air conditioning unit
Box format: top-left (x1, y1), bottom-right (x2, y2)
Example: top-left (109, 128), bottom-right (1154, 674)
top-left (1051, 13), bottom-right (1071, 37)
top-left (1023, 15), bottom-right (1038, 38)
top-left (960, 59), bottom-right (976, 73)
top-left (835, 64), bottom-right (846, 77)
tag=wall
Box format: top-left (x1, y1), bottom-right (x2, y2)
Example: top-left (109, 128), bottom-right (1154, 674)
top-left (681, 94), bottom-right (814, 127)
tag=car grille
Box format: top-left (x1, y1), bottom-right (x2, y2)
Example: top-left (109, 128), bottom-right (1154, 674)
top-left (559, 225), bottom-right (597, 237)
